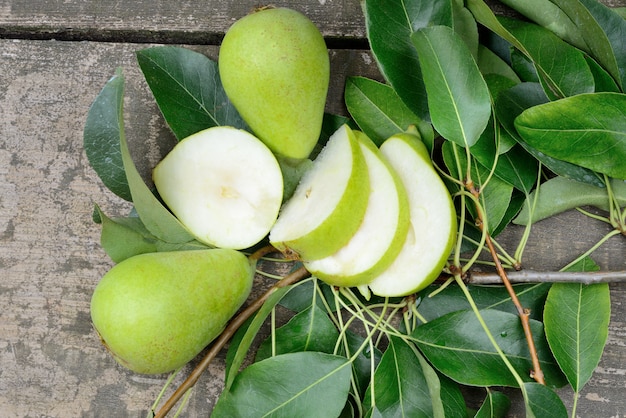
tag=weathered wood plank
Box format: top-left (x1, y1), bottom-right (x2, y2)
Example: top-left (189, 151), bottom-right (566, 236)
top-left (1, 0), bottom-right (623, 45)
top-left (0, 0), bottom-right (367, 44)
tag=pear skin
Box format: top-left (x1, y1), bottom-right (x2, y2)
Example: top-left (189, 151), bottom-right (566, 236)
top-left (90, 249), bottom-right (254, 374)
top-left (219, 7), bottom-right (330, 161)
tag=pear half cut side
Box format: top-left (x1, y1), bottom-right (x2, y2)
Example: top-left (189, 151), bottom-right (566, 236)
top-left (153, 126), bottom-right (283, 250)
top-left (367, 132), bottom-right (457, 297)
top-left (269, 124), bottom-right (369, 260)
top-left (304, 132), bottom-right (410, 287)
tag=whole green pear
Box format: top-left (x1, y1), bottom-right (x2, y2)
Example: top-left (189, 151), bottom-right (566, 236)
top-left (90, 249), bottom-right (254, 374)
top-left (219, 7), bottom-right (330, 161)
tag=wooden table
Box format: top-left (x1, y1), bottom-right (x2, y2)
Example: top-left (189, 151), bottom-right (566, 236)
top-left (0, 1), bottom-right (624, 416)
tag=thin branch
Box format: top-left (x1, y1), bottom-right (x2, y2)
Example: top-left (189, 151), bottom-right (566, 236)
top-left (466, 179), bottom-right (545, 385)
top-left (466, 270), bottom-right (626, 285)
top-left (153, 265), bottom-right (311, 418)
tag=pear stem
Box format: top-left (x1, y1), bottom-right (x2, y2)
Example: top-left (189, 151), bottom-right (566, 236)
top-left (153, 264), bottom-right (311, 418)
top-left (248, 244), bottom-right (277, 262)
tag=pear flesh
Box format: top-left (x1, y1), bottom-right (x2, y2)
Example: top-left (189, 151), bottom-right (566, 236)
top-left (153, 126), bottom-right (283, 250)
top-left (367, 132), bottom-right (457, 297)
top-left (304, 132), bottom-right (410, 287)
top-left (90, 249), bottom-right (254, 375)
top-left (218, 7), bottom-right (330, 161)
top-left (269, 124), bottom-right (370, 260)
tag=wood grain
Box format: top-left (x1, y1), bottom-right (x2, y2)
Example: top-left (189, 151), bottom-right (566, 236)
top-left (0, 0), bottom-right (625, 416)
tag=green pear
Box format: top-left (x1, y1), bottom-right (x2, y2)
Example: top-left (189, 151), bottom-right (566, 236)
top-left (153, 126), bottom-right (283, 250)
top-left (304, 132), bottom-right (410, 287)
top-left (270, 124), bottom-right (370, 260)
top-left (218, 7), bottom-right (330, 161)
top-left (90, 249), bottom-right (254, 374)
top-left (367, 130), bottom-right (457, 297)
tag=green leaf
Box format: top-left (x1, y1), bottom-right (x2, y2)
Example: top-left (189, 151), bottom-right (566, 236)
top-left (224, 286), bottom-right (292, 390)
top-left (119, 107), bottom-right (195, 243)
top-left (96, 205), bottom-right (211, 262)
top-left (498, 17), bottom-right (595, 99)
top-left (477, 44), bottom-right (520, 83)
top-left (523, 382), bottom-right (568, 418)
top-left (452, 0), bottom-right (479, 59)
top-left (412, 26), bottom-right (491, 147)
top-left (364, 336), bottom-right (444, 418)
top-left (577, 0), bottom-right (626, 90)
top-left (363, 0), bottom-right (453, 120)
top-left (136, 46), bottom-right (246, 140)
top-left (514, 92), bottom-right (626, 179)
top-left (513, 176), bottom-right (626, 225)
top-left (466, 0), bottom-right (531, 57)
top-left (496, 83), bottom-right (604, 186)
top-left (213, 352), bottom-right (352, 418)
top-left (413, 309), bottom-right (567, 388)
top-left (563, 256), bottom-right (601, 273)
top-left (83, 69), bottom-right (131, 201)
top-left (344, 76), bottom-right (432, 147)
top-left (255, 304), bottom-right (339, 361)
top-left (585, 55), bottom-right (621, 93)
top-left (544, 281), bottom-right (610, 391)
top-left (474, 390), bottom-right (510, 418)
top-left (417, 283), bottom-right (551, 322)
top-left (549, 0), bottom-right (622, 90)
top-left (96, 206), bottom-right (157, 262)
top-left (438, 374), bottom-right (468, 418)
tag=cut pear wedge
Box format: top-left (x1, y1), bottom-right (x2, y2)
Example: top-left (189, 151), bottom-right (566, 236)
top-left (269, 124), bottom-right (369, 260)
top-left (153, 126), bottom-right (283, 250)
top-left (304, 132), bottom-right (410, 287)
top-left (367, 131), bottom-right (457, 297)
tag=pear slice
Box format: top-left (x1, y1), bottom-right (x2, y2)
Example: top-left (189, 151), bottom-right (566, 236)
top-left (153, 126), bottom-right (283, 250)
top-left (269, 124), bottom-right (369, 260)
top-left (367, 131), bottom-right (457, 297)
top-left (304, 132), bottom-right (410, 287)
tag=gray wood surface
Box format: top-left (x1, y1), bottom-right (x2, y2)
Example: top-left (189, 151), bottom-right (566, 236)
top-left (0, 0), bottom-right (625, 417)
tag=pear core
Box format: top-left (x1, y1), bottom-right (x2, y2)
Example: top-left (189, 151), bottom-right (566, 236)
top-left (153, 126), bottom-right (283, 250)
top-left (90, 249), bottom-right (254, 374)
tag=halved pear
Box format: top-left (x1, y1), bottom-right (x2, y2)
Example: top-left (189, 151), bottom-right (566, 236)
top-left (366, 131), bottom-right (457, 297)
top-left (153, 126), bottom-right (283, 250)
top-left (269, 124), bottom-right (369, 260)
top-left (304, 132), bottom-right (410, 287)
